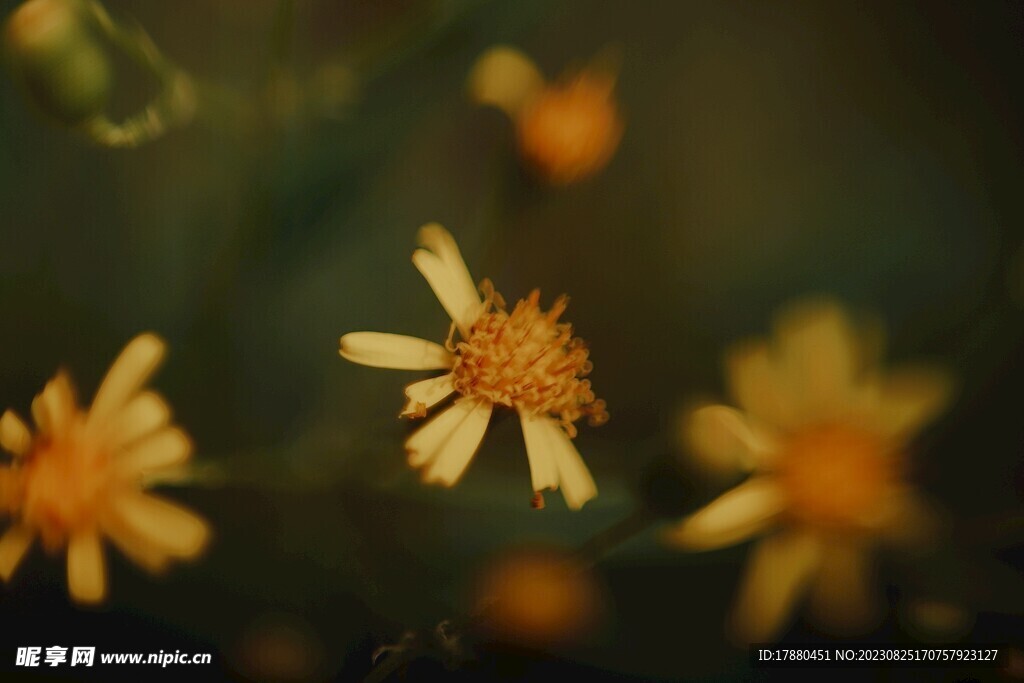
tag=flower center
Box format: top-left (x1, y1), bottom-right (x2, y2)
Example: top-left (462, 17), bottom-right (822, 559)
top-left (450, 283), bottom-right (608, 436)
top-left (776, 424), bottom-right (897, 532)
top-left (18, 418), bottom-right (114, 549)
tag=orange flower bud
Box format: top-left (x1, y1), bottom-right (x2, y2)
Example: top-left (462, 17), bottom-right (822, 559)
top-left (516, 71), bottom-right (623, 185)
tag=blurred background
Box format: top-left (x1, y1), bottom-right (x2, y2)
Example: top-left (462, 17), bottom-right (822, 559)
top-left (1, 0), bottom-right (1023, 680)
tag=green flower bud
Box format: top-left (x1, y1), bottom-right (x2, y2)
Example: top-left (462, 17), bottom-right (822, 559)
top-left (4, 0), bottom-right (112, 124)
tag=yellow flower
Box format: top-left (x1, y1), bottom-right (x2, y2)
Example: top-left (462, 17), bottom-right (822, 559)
top-left (0, 333), bottom-right (210, 604)
top-left (666, 299), bottom-right (952, 641)
top-left (469, 46), bottom-right (623, 185)
top-left (339, 224), bottom-right (607, 509)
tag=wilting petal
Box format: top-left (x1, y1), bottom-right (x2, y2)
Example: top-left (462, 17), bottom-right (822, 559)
top-left (807, 538), bottom-right (881, 634)
top-left (401, 374), bottom-right (456, 417)
top-left (867, 367), bottom-right (953, 439)
top-left (67, 531), bottom-right (106, 604)
top-left (118, 427), bottom-right (191, 475)
top-left (339, 332), bottom-right (453, 370)
top-left (685, 405), bottom-right (776, 473)
top-left (665, 477), bottom-right (784, 551)
top-left (468, 46), bottom-right (545, 116)
top-left (730, 530), bottom-right (822, 642)
top-left (772, 299), bottom-right (860, 419)
top-left (106, 391), bottom-right (170, 449)
top-left (415, 400), bottom-right (492, 486)
top-left (518, 410), bottom-right (560, 493)
top-left (0, 525), bottom-right (34, 580)
top-left (108, 492), bottom-right (209, 559)
top-left (89, 334), bottom-right (166, 428)
top-left (0, 410), bottom-right (32, 456)
top-left (412, 226), bottom-right (482, 337)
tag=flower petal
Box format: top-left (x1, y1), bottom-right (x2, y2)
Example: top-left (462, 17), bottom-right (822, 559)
top-left (33, 372), bottom-right (77, 437)
top-left (866, 367), bottom-right (953, 439)
top-left (773, 300), bottom-right (860, 418)
top-left (101, 508), bottom-right (173, 574)
top-left (406, 400), bottom-right (476, 468)
top-left (664, 477), bottom-right (784, 551)
top-left (684, 405), bottom-right (775, 474)
top-left (108, 492), bottom-right (210, 559)
top-left (726, 342), bottom-right (800, 431)
top-left (106, 391), bottom-right (171, 449)
top-left (89, 334), bottom-right (166, 428)
top-left (0, 410), bottom-right (32, 457)
top-left (413, 224), bottom-right (482, 336)
top-left (401, 374), bottom-right (456, 417)
top-left (807, 538), bottom-right (881, 634)
top-left (412, 400), bottom-right (492, 486)
top-left (117, 427), bottom-right (192, 475)
top-left (339, 332), bottom-right (453, 370)
top-left (518, 410), bottom-right (560, 493)
top-left (0, 525), bottom-right (34, 580)
top-left (67, 531), bottom-right (106, 604)
top-left (730, 530), bottom-right (821, 642)
top-left (542, 417), bottom-right (598, 510)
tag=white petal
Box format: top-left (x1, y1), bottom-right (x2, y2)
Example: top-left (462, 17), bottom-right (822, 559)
top-left (0, 410), bottom-right (32, 456)
top-left (89, 334), bottom-right (166, 428)
top-left (412, 224), bottom-right (482, 336)
top-left (405, 397), bottom-right (489, 483)
top-left (106, 391), bottom-right (171, 449)
top-left (0, 525), bottom-right (34, 580)
top-left (538, 416), bottom-right (598, 510)
top-left (339, 332), bottom-right (453, 370)
top-left (518, 410), bottom-right (560, 493)
top-left (117, 427), bottom-right (192, 475)
top-left (401, 374), bottom-right (456, 417)
top-left (467, 46), bottom-right (544, 116)
top-left (684, 405), bottom-right (775, 473)
top-left (417, 223), bottom-right (480, 310)
top-left (109, 492), bottom-right (210, 558)
top-left (421, 406), bottom-right (491, 486)
top-left (730, 531), bottom-right (821, 642)
top-left (406, 400), bottom-right (477, 467)
top-left (665, 477), bottom-right (784, 550)
top-left (67, 531), bottom-right (106, 604)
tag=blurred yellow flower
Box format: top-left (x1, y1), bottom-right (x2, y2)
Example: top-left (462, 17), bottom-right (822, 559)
top-left (0, 333), bottom-right (210, 604)
top-left (469, 46), bottom-right (623, 185)
top-left (339, 224), bottom-right (607, 509)
top-left (666, 299), bottom-right (952, 641)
